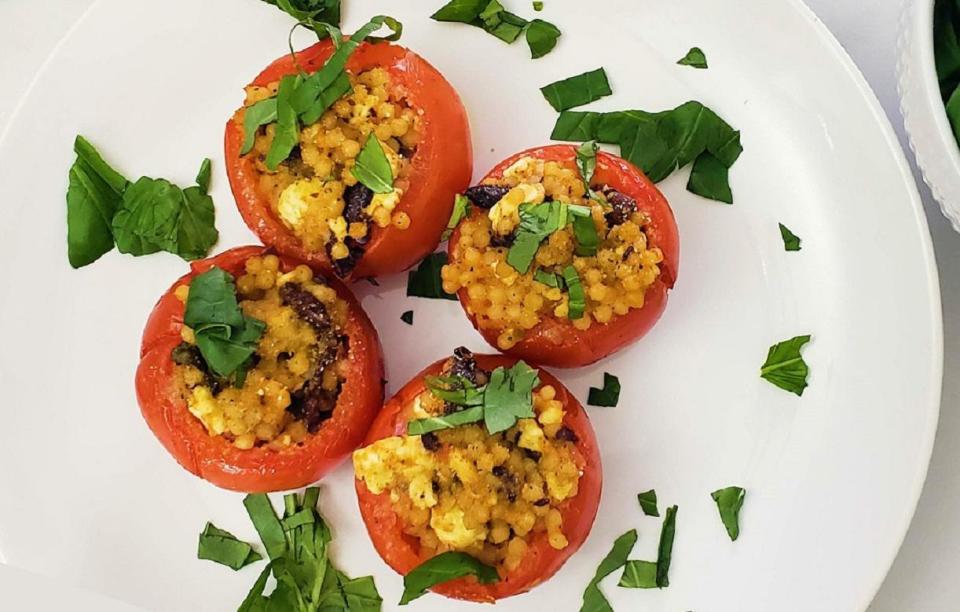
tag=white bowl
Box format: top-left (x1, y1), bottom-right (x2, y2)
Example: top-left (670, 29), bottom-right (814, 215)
top-left (899, 0), bottom-right (960, 231)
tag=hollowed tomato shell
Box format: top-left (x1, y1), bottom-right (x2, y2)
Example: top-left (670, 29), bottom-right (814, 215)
top-left (448, 145), bottom-right (680, 368)
top-left (136, 245), bottom-right (384, 492)
top-left (224, 40), bottom-right (473, 281)
top-left (354, 354), bottom-right (602, 602)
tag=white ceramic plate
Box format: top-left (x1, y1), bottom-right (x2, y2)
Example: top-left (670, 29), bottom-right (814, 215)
top-left (0, 0), bottom-right (942, 611)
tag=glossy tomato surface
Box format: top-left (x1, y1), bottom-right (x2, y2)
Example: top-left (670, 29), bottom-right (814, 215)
top-left (225, 40), bottom-right (472, 281)
top-left (136, 246), bottom-right (384, 492)
top-left (449, 145), bottom-right (680, 368)
top-left (354, 354), bottom-right (602, 602)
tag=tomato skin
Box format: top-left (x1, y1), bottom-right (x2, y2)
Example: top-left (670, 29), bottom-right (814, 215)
top-left (136, 246), bottom-right (384, 493)
top-left (354, 354), bottom-right (602, 602)
top-left (224, 40), bottom-right (473, 281)
top-left (448, 145), bottom-right (680, 368)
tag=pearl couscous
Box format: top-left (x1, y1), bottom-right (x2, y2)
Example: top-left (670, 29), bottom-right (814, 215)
top-left (240, 68), bottom-right (421, 276)
top-left (353, 351), bottom-right (582, 570)
top-left (442, 156), bottom-right (664, 350)
top-left (172, 255), bottom-right (349, 450)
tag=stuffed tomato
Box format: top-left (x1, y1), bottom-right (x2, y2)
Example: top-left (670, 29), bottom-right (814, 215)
top-left (225, 38), bottom-right (472, 281)
top-left (442, 145), bottom-right (680, 367)
top-left (136, 246), bottom-right (383, 492)
top-left (353, 348), bottom-right (601, 602)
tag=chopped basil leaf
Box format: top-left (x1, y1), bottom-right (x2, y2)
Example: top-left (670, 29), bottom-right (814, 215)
top-left (425, 374), bottom-right (485, 407)
top-left (198, 522), bottom-right (262, 570)
top-left (400, 552), bottom-right (498, 605)
top-left (184, 267), bottom-right (244, 329)
top-left (242, 494), bottom-right (287, 560)
top-left (533, 0), bottom-right (543, 9)
top-left (760, 334), bottom-right (812, 396)
top-left (261, 0), bottom-right (342, 35)
top-left (195, 158), bottom-right (212, 193)
top-left (237, 561), bottom-right (274, 612)
top-left (352, 133), bottom-right (394, 194)
top-left (506, 231), bottom-right (545, 274)
top-left (677, 46), bottom-right (708, 69)
top-left (442, 194), bottom-right (472, 241)
top-left (575, 139), bottom-right (599, 192)
top-left (569, 204), bottom-right (599, 256)
top-left (401, 310), bottom-right (414, 325)
top-left (580, 529), bottom-right (638, 612)
top-left (687, 151), bottom-right (732, 204)
top-left (299, 71), bottom-right (352, 125)
top-left (408, 405), bottom-right (485, 435)
top-left (637, 489), bottom-right (659, 517)
top-left (540, 68), bottom-right (612, 112)
top-left (265, 74), bottom-right (301, 171)
top-left (483, 361), bottom-right (539, 434)
top-left (563, 265), bottom-right (585, 319)
top-left (479, 0), bottom-right (528, 43)
top-left (407, 252), bottom-right (458, 300)
top-left (551, 101), bottom-right (742, 203)
top-left (656, 505), bottom-right (678, 587)
top-left (431, 0), bottom-right (489, 23)
top-left (66, 136), bottom-right (129, 268)
top-left (779, 223), bottom-right (801, 251)
top-left (507, 201), bottom-right (570, 273)
top-left (341, 575), bottom-right (383, 611)
top-left (618, 560), bottom-right (658, 589)
top-left (281, 508), bottom-right (316, 530)
top-left (711, 486), bottom-right (746, 541)
top-left (194, 317), bottom-right (266, 379)
top-left (587, 373), bottom-right (620, 407)
top-left (526, 18), bottom-right (561, 58)
top-left (533, 268), bottom-right (561, 288)
top-left (240, 99), bottom-right (278, 156)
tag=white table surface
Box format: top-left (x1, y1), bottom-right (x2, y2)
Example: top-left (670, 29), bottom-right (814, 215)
top-left (0, 0), bottom-right (956, 610)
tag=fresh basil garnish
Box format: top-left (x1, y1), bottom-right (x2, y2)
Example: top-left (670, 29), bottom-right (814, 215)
top-left (431, 0), bottom-right (560, 58)
top-left (262, 0), bottom-right (342, 37)
top-left (526, 18), bottom-right (561, 58)
top-left (533, 0), bottom-right (543, 10)
top-left (352, 133), bottom-right (394, 194)
top-left (711, 486), bottom-right (746, 541)
top-left (506, 201), bottom-right (572, 273)
top-left (651, 504), bottom-right (678, 588)
top-left (637, 489), bottom-right (659, 517)
top-left (400, 551), bottom-right (498, 605)
top-left (587, 372), bottom-right (621, 407)
top-left (551, 101), bottom-right (742, 203)
top-left (407, 406), bottom-right (485, 436)
top-left (779, 223), bottom-right (801, 251)
top-left (442, 194), bottom-right (472, 241)
top-left (240, 98), bottom-right (278, 155)
top-left (184, 267), bottom-right (265, 378)
top-left (407, 252), bottom-right (458, 300)
top-left (563, 265), bottom-right (585, 319)
top-left (540, 68), bottom-right (612, 112)
top-left (618, 560), bottom-right (658, 589)
top-left (580, 529), bottom-right (638, 612)
top-left (66, 136), bottom-right (129, 268)
top-left (760, 334), bottom-right (811, 396)
top-left (265, 75), bottom-right (302, 171)
top-left (198, 522), bottom-right (262, 570)
top-left (533, 268), bottom-right (561, 288)
top-left (569, 204), bottom-right (599, 256)
top-left (424, 374), bottom-right (485, 407)
top-left (401, 310), bottom-right (414, 325)
top-left (479, 0), bottom-right (528, 43)
top-left (677, 46), bottom-right (708, 69)
top-left (575, 139), bottom-right (599, 192)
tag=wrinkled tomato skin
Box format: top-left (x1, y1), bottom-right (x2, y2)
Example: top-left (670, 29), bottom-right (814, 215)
top-left (448, 145), bottom-right (680, 368)
top-left (354, 354), bottom-right (602, 602)
top-left (136, 245), bottom-right (384, 493)
top-left (224, 40), bottom-right (473, 282)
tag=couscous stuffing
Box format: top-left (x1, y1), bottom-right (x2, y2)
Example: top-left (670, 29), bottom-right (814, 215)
top-left (353, 348), bottom-right (583, 570)
top-left (442, 156), bottom-right (664, 350)
top-left (240, 68), bottom-right (421, 276)
top-left (172, 255), bottom-right (349, 450)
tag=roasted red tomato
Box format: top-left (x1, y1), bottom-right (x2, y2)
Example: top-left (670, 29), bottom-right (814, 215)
top-left (353, 349), bottom-right (602, 602)
top-left (136, 245), bottom-right (383, 492)
top-left (443, 144), bottom-right (680, 368)
top-left (224, 39), bottom-right (472, 281)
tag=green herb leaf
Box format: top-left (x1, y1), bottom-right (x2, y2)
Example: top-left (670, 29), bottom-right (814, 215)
top-left (563, 265), bottom-right (585, 319)
top-left (352, 133), bottom-right (394, 194)
top-left (687, 151), bottom-right (733, 204)
top-left (540, 68), bottom-right (612, 112)
top-left (194, 316), bottom-right (266, 378)
top-left (533, 1), bottom-right (543, 10)
top-left (401, 310), bottom-right (414, 325)
top-left (299, 71), bottom-right (351, 125)
top-left (240, 98), bottom-right (278, 155)
top-left (184, 267), bottom-right (245, 330)
top-left (262, 0), bottom-right (342, 33)
top-left (431, 0), bottom-right (488, 23)
top-left (243, 494), bottom-right (287, 561)
top-left (576, 140), bottom-right (599, 191)
top-left (425, 375), bottom-right (486, 407)
top-left (407, 405), bottom-right (485, 435)
top-left (587, 373), bottom-right (620, 407)
top-left (507, 201), bottom-right (570, 273)
top-left (779, 223), bottom-right (801, 251)
top-left (66, 136), bottom-right (129, 268)
top-left (281, 509), bottom-right (316, 531)
top-left (618, 560), bottom-right (658, 589)
top-left (400, 552), bottom-right (498, 605)
top-left (198, 522), bottom-right (262, 570)
top-left (479, 0), bottom-right (528, 43)
top-left (195, 158), bottom-right (212, 193)
top-left (569, 204), bottom-right (599, 256)
top-left (483, 361), bottom-right (539, 434)
top-left (442, 194), bottom-right (472, 241)
top-left (580, 529), bottom-right (638, 612)
top-left (677, 46), bottom-right (708, 69)
top-left (237, 561), bottom-right (274, 612)
top-left (265, 74), bottom-right (301, 171)
top-left (637, 489), bottom-right (659, 517)
top-left (711, 486), bottom-right (746, 541)
top-left (760, 334), bottom-right (811, 396)
top-left (526, 18), bottom-right (561, 58)
top-left (341, 575), bottom-right (383, 611)
top-left (533, 268), bottom-right (561, 288)
top-left (656, 505), bottom-right (678, 587)
top-left (407, 252), bottom-right (458, 300)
